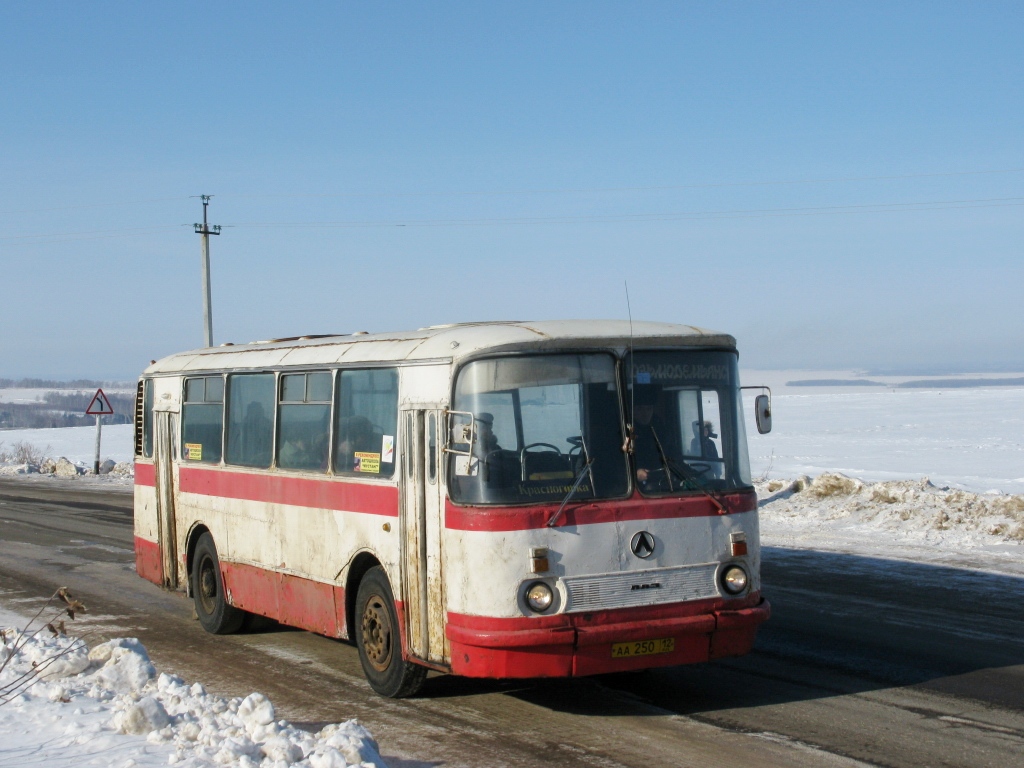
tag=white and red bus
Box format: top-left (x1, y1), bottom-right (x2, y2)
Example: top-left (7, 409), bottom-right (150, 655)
top-left (134, 320), bottom-right (771, 697)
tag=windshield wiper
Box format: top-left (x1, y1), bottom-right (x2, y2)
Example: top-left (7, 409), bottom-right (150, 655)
top-left (648, 426), bottom-right (674, 493)
top-left (547, 446), bottom-right (596, 528)
top-left (648, 425), bottom-right (726, 513)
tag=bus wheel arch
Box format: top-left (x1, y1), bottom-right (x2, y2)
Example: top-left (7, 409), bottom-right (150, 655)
top-left (345, 551), bottom-right (382, 642)
top-left (184, 523), bottom-right (211, 595)
top-left (352, 564), bottom-right (427, 698)
top-left (190, 530), bottom-right (244, 635)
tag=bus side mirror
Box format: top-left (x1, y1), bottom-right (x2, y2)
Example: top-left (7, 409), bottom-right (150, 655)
top-left (754, 394), bottom-right (772, 434)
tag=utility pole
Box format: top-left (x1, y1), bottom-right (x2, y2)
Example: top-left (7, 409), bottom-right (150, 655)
top-left (193, 195), bottom-right (221, 347)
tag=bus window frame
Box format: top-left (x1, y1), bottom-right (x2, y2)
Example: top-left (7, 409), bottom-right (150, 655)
top-left (275, 369), bottom-right (334, 473)
top-left (181, 374), bottom-right (226, 464)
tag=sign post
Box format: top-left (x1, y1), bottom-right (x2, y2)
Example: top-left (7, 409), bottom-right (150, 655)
top-left (85, 389), bottom-right (115, 474)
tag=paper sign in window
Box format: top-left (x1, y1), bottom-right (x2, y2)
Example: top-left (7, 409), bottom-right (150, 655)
top-left (354, 452), bottom-right (381, 473)
top-left (381, 435), bottom-right (394, 463)
top-left (184, 443), bottom-right (203, 461)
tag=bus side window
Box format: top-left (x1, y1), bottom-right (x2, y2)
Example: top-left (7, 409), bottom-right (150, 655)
top-left (225, 373), bottom-right (275, 468)
top-left (277, 371), bottom-right (331, 472)
top-left (334, 369), bottom-right (398, 478)
top-left (181, 376), bottom-right (224, 463)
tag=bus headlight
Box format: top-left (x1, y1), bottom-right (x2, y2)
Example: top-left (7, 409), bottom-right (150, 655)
top-left (525, 582), bottom-right (554, 612)
top-left (721, 565), bottom-right (748, 595)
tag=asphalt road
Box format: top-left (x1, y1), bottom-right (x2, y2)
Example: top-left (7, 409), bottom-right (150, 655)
top-left (1, 475), bottom-right (1022, 767)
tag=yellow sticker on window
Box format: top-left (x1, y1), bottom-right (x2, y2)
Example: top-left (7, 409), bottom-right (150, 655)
top-left (354, 452), bottom-right (381, 473)
top-left (184, 443), bottom-right (202, 461)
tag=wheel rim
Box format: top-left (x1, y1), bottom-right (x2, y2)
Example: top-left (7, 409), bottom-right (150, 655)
top-left (197, 555), bottom-right (218, 615)
top-left (361, 593), bottom-right (393, 672)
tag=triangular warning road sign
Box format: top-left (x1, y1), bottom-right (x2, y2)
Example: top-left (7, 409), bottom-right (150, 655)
top-left (85, 388), bottom-right (115, 416)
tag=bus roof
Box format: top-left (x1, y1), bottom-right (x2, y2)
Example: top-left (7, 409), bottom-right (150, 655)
top-left (144, 320), bottom-right (737, 375)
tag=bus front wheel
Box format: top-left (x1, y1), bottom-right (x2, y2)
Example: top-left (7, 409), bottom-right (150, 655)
top-left (355, 566), bottom-right (427, 697)
top-left (191, 533), bottom-right (245, 635)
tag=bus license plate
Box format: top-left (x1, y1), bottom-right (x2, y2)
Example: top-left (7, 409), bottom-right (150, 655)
top-left (611, 637), bottom-right (675, 658)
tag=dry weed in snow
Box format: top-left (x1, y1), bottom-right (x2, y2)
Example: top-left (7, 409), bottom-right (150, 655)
top-left (758, 473), bottom-right (1024, 556)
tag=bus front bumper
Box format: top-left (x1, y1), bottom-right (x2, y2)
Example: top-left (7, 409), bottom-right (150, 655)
top-left (445, 597), bottom-right (770, 678)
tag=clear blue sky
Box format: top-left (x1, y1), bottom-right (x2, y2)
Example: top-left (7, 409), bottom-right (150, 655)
top-left (1, 2), bottom-right (1021, 379)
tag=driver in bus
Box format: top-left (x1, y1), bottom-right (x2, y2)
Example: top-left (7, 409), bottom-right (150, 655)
top-left (631, 387), bottom-right (675, 488)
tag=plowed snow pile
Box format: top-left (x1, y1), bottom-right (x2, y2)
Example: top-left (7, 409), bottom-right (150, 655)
top-left (757, 473), bottom-right (1024, 574)
top-left (0, 625), bottom-right (386, 767)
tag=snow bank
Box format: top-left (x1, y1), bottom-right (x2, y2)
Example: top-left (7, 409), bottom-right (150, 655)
top-left (757, 473), bottom-right (1024, 574)
top-left (0, 627), bottom-right (387, 768)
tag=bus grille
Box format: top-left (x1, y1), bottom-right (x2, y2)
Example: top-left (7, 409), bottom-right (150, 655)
top-left (562, 563), bottom-right (720, 612)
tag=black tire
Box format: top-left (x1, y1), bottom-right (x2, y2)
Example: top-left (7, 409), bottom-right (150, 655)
top-left (191, 533), bottom-right (245, 635)
top-left (355, 566), bottom-right (427, 698)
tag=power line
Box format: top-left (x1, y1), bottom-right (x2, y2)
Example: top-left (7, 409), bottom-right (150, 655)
top-left (2, 166), bottom-right (1024, 216)
top-left (220, 167), bottom-right (1024, 200)
top-left (0, 196), bottom-right (190, 216)
top-left (222, 195), bottom-right (1024, 229)
top-left (0, 225), bottom-right (183, 243)
top-left (1, 194), bottom-right (1022, 244)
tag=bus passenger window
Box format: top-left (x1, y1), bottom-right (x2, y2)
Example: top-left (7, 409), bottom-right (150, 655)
top-left (334, 369), bottom-right (398, 478)
top-left (181, 376), bottom-right (224, 463)
top-left (225, 373), bottom-right (275, 468)
top-left (277, 371), bottom-right (331, 472)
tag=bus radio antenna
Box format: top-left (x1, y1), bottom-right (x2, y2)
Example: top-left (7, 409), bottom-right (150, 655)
top-left (624, 280), bottom-right (635, 455)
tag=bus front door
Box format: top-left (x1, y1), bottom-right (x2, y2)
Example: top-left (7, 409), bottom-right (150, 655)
top-left (153, 410), bottom-right (179, 590)
top-left (400, 408), bottom-right (447, 665)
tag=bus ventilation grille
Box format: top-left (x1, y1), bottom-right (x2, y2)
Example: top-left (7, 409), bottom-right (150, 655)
top-left (562, 563), bottom-right (719, 612)
top-left (134, 380), bottom-right (145, 457)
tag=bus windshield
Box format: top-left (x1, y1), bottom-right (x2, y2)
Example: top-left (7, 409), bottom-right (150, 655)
top-left (448, 354), bottom-right (629, 505)
top-left (624, 350), bottom-right (752, 495)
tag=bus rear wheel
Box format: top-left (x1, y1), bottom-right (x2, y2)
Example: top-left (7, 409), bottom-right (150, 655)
top-left (355, 566), bottom-right (427, 698)
top-left (191, 533), bottom-right (245, 635)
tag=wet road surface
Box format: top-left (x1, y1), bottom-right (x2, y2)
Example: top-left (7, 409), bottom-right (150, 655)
top-left (1, 476), bottom-right (1022, 767)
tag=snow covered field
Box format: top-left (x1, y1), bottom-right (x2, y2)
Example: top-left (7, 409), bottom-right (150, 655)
top-left (0, 602), bottom-right (386, 768)
top-left (743, 372), bottom-right (1024, 495)
top-left (0, 424), bottom-right (134, 466)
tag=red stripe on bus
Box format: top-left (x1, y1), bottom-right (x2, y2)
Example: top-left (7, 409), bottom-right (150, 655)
top-left (178, 467), bottom-right (399, 517)
top-left (135, 462), bottom-right (155, 487)
top-left (444, 490), bottom-right (757, 531)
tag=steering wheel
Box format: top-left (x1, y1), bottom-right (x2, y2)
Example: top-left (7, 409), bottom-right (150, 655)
top-left (521, 442), bottom-right (562, 456)
top-left (685, 462), bottom-right (715, 478)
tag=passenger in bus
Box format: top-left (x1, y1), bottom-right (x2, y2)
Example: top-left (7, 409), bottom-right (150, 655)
top-left (280, 429), bottom-right (329, 471)
top-left (279, 435), bottom-right (309, 468)
top-left (690, 420), bottom-right (719, 459)
top-left (473, 412), bottom-right (502, 457)
top-left (474, 412), bottom-right (515, 488)
top-left (337, 415), bottom-right (380, 472)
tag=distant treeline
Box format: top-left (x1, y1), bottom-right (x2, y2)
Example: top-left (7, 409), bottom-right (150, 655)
top-left (787, 379), bottom-right (885, 387)
top-left (0, 378), bottom-right (132, 388)
top-left (0, 391), bottom-right (135, 429)
top-left (787, 378), bottom-right (1024, 389)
